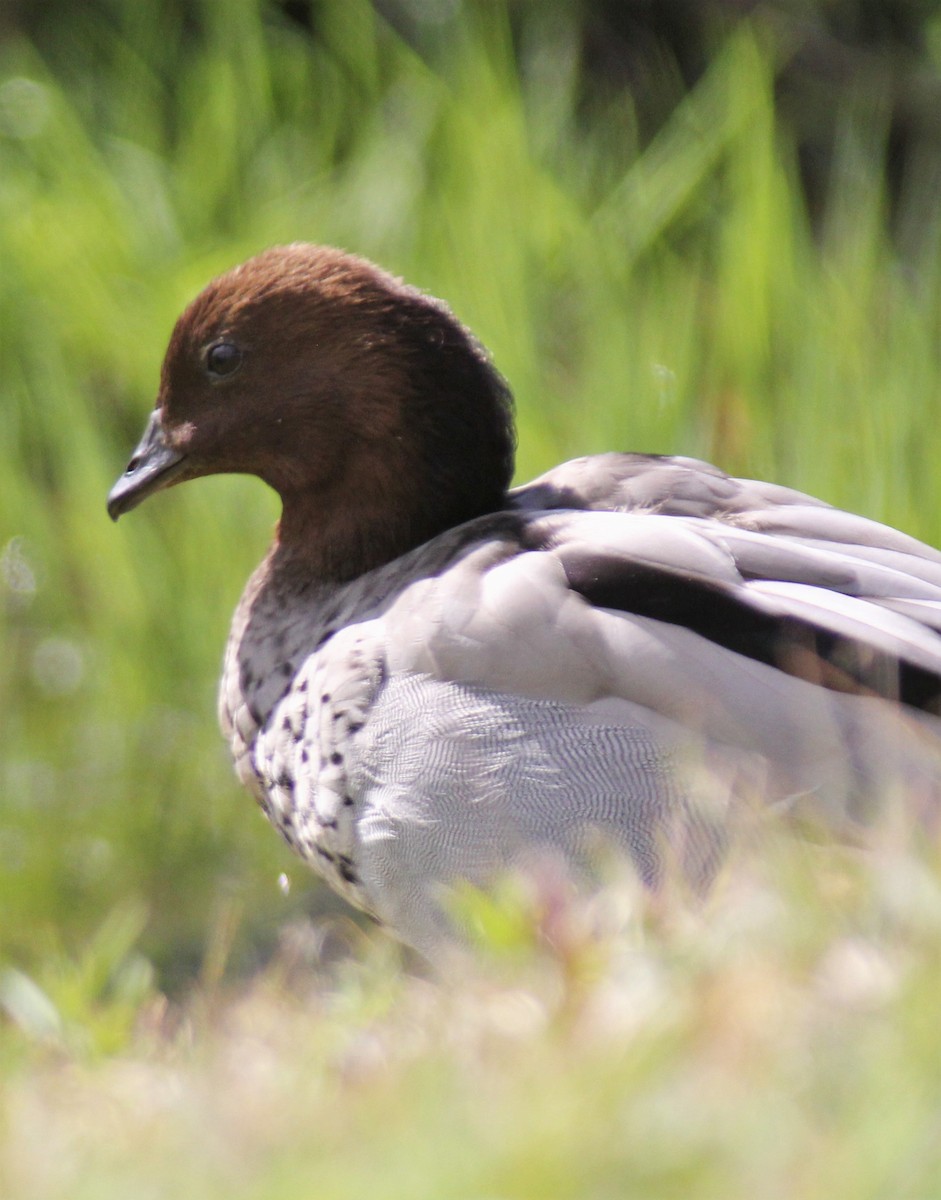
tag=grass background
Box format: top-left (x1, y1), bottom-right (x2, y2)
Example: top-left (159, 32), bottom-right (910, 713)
top-left (3, 1), bottom-right (941, 1195)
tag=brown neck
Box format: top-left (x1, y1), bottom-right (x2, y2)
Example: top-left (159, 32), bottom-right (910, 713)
top-left (263, 358), bottom-right (516, 583)
top-left (270, 451), bottom-right (517, 582)
top-left (272, 487), bottom-right (424, 582)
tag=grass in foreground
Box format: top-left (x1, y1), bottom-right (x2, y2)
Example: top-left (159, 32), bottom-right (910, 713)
top-left (4, 824), bottom-right (941, 1200)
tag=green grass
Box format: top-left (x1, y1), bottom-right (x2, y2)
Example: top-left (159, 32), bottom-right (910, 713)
top-left (5, 836), bottom-right (941, 1199)
top-left (3, 2), bottom-right (941, 1194)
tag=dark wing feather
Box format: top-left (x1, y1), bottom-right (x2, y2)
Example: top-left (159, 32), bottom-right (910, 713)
top-left (556, 537), bottom-right (941, 711)
top-left (512, 452), bottom-right (941, 714)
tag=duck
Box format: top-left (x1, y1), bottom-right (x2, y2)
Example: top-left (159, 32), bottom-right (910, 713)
top-left (108, 243), bottom-right (941, 953)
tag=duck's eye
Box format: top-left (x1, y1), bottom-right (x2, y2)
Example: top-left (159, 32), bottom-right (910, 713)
top-left (206, 341), bottom-right (242, 379)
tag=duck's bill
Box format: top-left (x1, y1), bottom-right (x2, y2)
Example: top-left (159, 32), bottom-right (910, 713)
top-left (107, 410), bottom-right (189, 520)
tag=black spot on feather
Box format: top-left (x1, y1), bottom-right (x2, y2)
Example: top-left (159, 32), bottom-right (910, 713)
top-left (337, 855), bottom-right (359, 884)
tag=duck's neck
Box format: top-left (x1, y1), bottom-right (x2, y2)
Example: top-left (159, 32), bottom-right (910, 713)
top-left (272, 493), bottom-right (422, 582)
top-left (272, 467), bottom-right (511, 585)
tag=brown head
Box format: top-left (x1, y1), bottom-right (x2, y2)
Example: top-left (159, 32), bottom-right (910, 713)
top-left (107, 244), bottom-right (515, 579)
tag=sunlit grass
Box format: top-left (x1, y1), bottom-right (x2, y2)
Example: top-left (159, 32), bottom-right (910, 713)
top-left (5, 831), bottom-right (941, 1199)
top-left (3, 2), bottom-right (941, 1192)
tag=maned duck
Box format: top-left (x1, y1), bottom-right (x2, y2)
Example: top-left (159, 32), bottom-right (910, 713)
top-left (108, 244), bottom-right (941, 953)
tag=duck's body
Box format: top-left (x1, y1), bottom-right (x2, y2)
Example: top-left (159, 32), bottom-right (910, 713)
top-left (109, 245), bottom-right (941, 952)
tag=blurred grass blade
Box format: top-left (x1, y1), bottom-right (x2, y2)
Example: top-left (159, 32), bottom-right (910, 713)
top-left (0, 967), bottom-right (63, 1043)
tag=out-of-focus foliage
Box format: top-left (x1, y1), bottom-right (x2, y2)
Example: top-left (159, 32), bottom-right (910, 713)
top-left (2, 0), bottom-right (941, 989)
top-left (6, 837), bottom-right (941, 1199)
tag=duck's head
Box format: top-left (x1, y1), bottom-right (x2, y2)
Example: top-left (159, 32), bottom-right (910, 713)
top-left (108, 244), bottom-right (515, 579)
